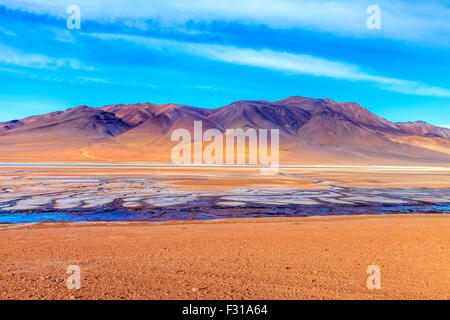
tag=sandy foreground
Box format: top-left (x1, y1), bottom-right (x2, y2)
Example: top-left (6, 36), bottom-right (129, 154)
top-left (0, 214), bottom-right (448, 300)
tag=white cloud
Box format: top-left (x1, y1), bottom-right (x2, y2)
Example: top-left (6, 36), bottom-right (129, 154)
top-left (195, 85), bottom-right (224, 91)
top-left (87, 32), bottom-right (450, 98)
top-left (380, 82), bottom-right (450, 98)
top-left (0, 44), bottom-right (93, 70)
top-left (1, 0), bottom-right (449, 46)
top-left (0, 26), bottom-right (17, 36)
top-left (77, 76), bottom-right (158, 88)
top-left (77, 76), bottom-right (112, 84)
top-left (53, 29), bottom-right (76, 43)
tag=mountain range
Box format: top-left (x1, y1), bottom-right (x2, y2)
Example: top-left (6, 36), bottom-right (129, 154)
top-left (0, 96), bottom-right (449, 166)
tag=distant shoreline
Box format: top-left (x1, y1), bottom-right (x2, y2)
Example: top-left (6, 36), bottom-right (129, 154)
top-left (1, 163), bottom-right (449, 170)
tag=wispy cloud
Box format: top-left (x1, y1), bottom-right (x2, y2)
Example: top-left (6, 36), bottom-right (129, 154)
top-left (1, 0), bottom-right (449, 46)
top-left (87, 33), bottom-right (450, 98)
top-left (77, 76), bottom-right (112, 84)
top-left (0, 44), bottom-right (93, 70)
top-left (0, 26), bottom-right (17, 36)
top-left (53, 29), bottom-right (76, 44)
top-left (77, 76), bottom-right (159, 88)
top-left (0, 66), bottom-right (159, 89)
top-left (195, 85), bottom-right (224, 92)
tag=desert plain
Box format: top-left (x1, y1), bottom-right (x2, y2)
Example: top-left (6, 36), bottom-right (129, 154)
top-left (0, 165), bottom-right (449, 299)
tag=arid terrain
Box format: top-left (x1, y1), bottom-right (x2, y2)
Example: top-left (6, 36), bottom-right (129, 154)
top-left (2, 0), bottom-right (449, 303)
top-left (0, 215), bottom-right (448, 300)
top-left (0, 166), bottom-right (449, 223)
top-left (0, 166), bottom-right (448, 299)
top-left (1, 96), bottom-right (449, 166)
top-left (1, 96), bottom-right (449, 300)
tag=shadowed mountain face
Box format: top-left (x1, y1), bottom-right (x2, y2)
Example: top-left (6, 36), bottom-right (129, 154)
top-left (0, 120), bottom-right (24, 133)
top-left (0, 106), bottom-right (130, 144)
top-left (0, 96), bottom-right (449, 165)
top-left (395, 121), bottom-right (450, 139)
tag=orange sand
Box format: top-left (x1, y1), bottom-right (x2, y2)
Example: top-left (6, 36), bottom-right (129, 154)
top-left (0, 215), bottom-right (448, 300)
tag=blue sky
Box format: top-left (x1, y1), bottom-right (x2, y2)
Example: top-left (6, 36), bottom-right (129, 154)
top-left (0, 0), bottom-right (449, 127)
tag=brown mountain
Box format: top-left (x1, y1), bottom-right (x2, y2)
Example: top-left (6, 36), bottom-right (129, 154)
top-left (0, 96), bottom-right (449, 165)
top-left (0, 105), bottom-right (130, 162)
top-left (0, 106), bottom-right (129, 143)
top-left (396, 121), bottom-right (450, 139)
top-left (0, 120), bottom-right (24, 133)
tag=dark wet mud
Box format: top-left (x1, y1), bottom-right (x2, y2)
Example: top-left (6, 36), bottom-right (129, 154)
top-left (1, 190), bottom-right (448, 224)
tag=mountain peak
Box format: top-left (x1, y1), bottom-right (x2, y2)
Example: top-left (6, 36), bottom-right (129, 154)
top-left (62, 105), bottom-right (95, 115)
top-left (275, 96), bottom-right (313, 104)
top-left (396, 120), bottom-right (450, 139)
top-left (0, 95), bottom-right (449, 165)
top-left (70, 105), bottom-right (91, 110)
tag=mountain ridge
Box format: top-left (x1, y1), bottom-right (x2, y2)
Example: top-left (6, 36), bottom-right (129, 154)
top-left (0, 96), bottom-right (449, 165)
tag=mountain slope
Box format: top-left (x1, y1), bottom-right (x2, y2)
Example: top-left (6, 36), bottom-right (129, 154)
top-left (0, 96), bottom-right (449, 165)
top-left (0, 120), bottom-right (24, 133)
top-left (0, 106), bottom-right (130, 162)
top-left (0, 106), bottom-right (130, 144)
top-left (396, 121), bottom-right (450, 139)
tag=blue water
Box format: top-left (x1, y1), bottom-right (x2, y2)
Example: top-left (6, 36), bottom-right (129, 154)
top-left (0, 201), bottom-right (447, 224)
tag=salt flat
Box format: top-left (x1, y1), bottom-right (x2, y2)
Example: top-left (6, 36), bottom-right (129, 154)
top-left (0, 166), bottom-right (448, 223)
